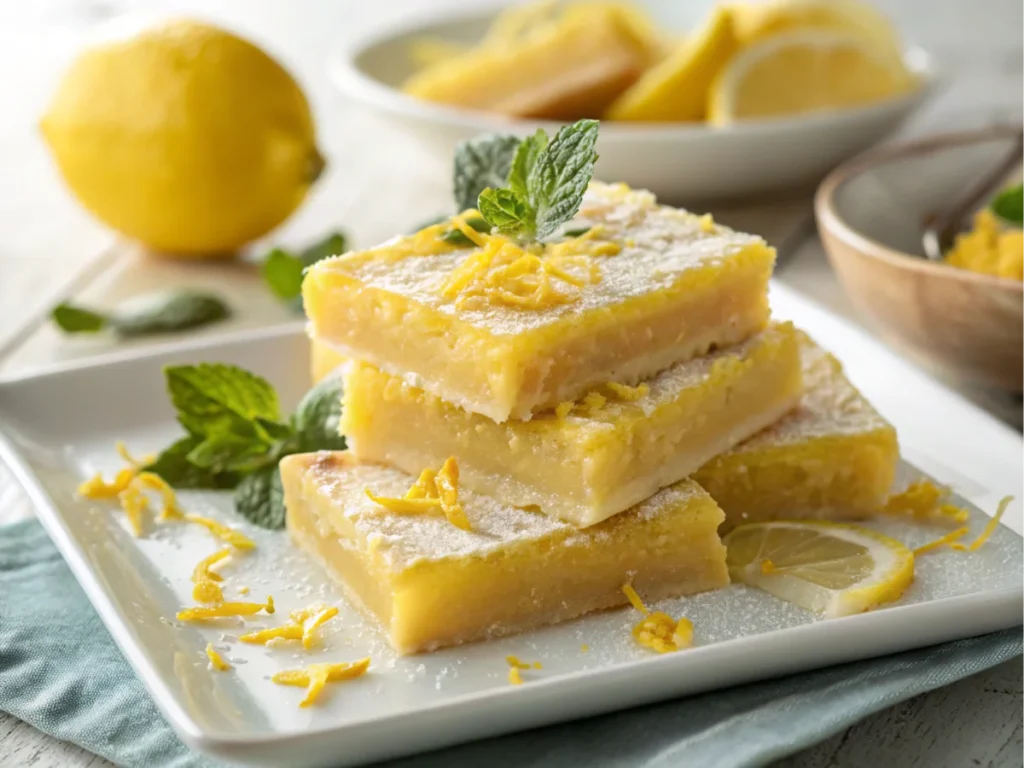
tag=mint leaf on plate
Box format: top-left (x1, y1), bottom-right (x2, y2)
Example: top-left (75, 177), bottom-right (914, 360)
top-left (528, 119), bottom-right (599, 240)
top-left (300, 232), bottom-right (347, 266)
top-left (992, 183), bottom-right (1023, 227)
top-left (143, 436), bottom-right (237, 490)
top-left (234, 467), bottom-right (286, 530)
top-left (52, 303), bottom-right (107, 333)
top-left (52, 291), bottom-right (229, 338)
top-left (261, 232), bottom-right (348, 304)
top-left (186, 433), bottom-right (272, 473)
top-left (478, 188), bottom-right (534, 237)
top-left (165, 363), bottom-right (280, 439)
top-left (293, 377), bottom-right (347, 452)
top-left (453, 133), bottom-right (521, 213)
top-left (262, 248), bottom-right (304, 300)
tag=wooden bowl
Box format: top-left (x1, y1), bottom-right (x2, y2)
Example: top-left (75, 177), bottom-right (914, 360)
top-left (815, 127), bottom-right (1023, 393)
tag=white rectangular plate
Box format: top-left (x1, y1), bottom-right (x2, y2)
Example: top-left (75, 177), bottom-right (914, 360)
top-left (1, 283), bottom-right (1021, 768)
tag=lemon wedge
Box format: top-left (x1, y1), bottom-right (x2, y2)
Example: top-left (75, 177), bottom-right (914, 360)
top-left (731, 0), bottom-right (903, 53)
top-left (605, 6), bottom-right (738, 122)
top-left (707, 30), bottom-right (915, 125)
top-left (723, 521), bottom-right (914, 617)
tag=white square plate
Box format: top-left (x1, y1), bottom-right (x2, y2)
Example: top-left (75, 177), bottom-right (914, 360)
top-left (1, 283), bottom-right (1021, 768)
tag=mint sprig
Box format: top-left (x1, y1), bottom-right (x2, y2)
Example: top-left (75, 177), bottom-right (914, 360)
top-left (476, 119), bottom-right (599, 242)
top-left (453, 133), bottom-right (521, 213)
top-left (992, 183), bottom-right (1023, 227)
top-left (145, 365), bottom-right (346, 529)
top-left (52, 291), bottom-right (230, 338)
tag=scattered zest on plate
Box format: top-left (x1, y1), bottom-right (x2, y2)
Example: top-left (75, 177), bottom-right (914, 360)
top-left (272, 658), bottom-right (371, 707)
top-left (240, 603), bottom-right (340, 649)
top-left (723, 521), bottom-right (914, 618)
top-left (622, 584), bottom-right (693, 653)
top-left (882, 480), bottom-right (969, 526)
top-left (506, 655), bottom-right (542, 685)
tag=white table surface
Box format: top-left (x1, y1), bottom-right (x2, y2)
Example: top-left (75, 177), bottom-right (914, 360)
top-left (0, 1), bottom-right (1021, 766)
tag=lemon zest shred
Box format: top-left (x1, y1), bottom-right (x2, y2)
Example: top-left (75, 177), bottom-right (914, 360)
top-left (192, 547), bottom-right (231, 584)
top-left (913, 527), bottom-right (969, 556)
top-left (240, 624), bottom-right (303, 644)
top-left (505, 655), bottom-right (531, 670)
top-left (632, 612), bottom-right (693, 654)
top-left (951, 496), bottom-right (1013, 552)
top-left (621, 583), bottom-right (648, 614)
top-left (883, 481), bottom-right (970, 527)
top-left (366, 490), bottom-right (441, 515)
top-left (134, 472), bottom-right (185, 520)
top-left (450, 213), bottom-right (490, 248)
top-left (508, 667), bottom-right (523, 685)
top-left (272, 658), bottom-right (370, 707)
top-left (580, 644), bottom-right (590, 653)
top-left (181, 513), bottom-right (256, 550)
top-left (436, 457), bottom-right (471, 531)
top-left (205, 643), bottom-right (231, 671)
top-left (116, 483), bottom-right (148, 537)
top-left (238, 586), bottom-right (250, 595)
top-left (177, 597), bottom-right (274, 622)
top-left (298, 605), bottom-right (340, 649)
top-left (367, 458), bottom-right (470, 531)
top-left (623, 583), bottom-right (692, 653)
top-left (698, 213), bottom-right (716, 233)
top-left (760, 559), bottom-right (777, 575)
top-left (115, 441), bottom-right (155, 469)
top-left (78, 467), bottom-right (137, 500)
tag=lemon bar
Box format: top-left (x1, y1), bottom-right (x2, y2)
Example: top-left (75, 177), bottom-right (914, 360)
top-left (402, 4), bottom-right (656, 120)
top-left (304, 182), bottom-right (775, 422)
top-left (694, 332), bottom-right (899, 531)
top-left (281, 452), bottom-right (729, 655)
top-left (342, 323), bottom-right (802, 527)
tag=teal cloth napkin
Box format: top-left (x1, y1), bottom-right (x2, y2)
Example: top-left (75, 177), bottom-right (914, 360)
top-left (2, 517), bottom-right (1020, 768)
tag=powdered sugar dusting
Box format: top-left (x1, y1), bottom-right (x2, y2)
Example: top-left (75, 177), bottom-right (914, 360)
top-left (295, 453), bottom-right (706, 570)
top-left (310, 182), bottom-right (769, 336)
top-left (729, 332), bottom-right (893, 451)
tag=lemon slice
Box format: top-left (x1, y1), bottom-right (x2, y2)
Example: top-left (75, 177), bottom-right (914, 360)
top-left (730, 0), bottom-right (903, 53)
top-left (723, 521), bottom-right (914, 617)
top-left (605, 6), bottom-right (738, 123)
top-left (707, 30), bottom-right (915, 125)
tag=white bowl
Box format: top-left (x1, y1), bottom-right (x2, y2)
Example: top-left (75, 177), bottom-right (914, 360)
top-left (328, 5), bottom-right (938, 204)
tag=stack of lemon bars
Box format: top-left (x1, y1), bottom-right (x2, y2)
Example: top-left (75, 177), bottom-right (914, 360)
top-left (282, 182), bottom-right (899, 655)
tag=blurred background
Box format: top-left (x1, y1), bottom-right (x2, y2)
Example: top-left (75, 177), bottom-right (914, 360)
top-left (0, 0), bottom-right (1020, 398)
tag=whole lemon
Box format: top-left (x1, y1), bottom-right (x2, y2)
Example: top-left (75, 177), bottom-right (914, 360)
top-left (41, 20), bottom-right (324, 257)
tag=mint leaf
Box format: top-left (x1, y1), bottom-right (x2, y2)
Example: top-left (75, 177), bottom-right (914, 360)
top-left (254, 417), bottom-right (294, 443)
top-left (143, 436), bottom-right (237, 490)
top-left (52, 292), bottom-right (229, 337)
top-left (992, 183), bottom-right (1023, 227)
top-left (165, 363), bottom-right (280, 439)
top-left (300, 232), bottom-right (347, 266)
top-left (294, 377), bottom-right (347, 452)
top-left (478, 188), bottom-right (533, 236)
top-left (453, 133), bottom-right (520, 212)
top-left (52, 303), bottom-right (107, 333)
top-left (234, 467), bottom-right (286, 530)
top-left (507, 129), bottom-right (548, 200)
top-left (562, 226), bottom-right (592, 238)
top-left (112, 291), bottom-right (229, 337)
top-left (186, 433), bottom-right (271, 473)
top-left (262, 233), bottom-right (347, 304)
top-left (528, 119), bottom-right (599, 240)
top-left (262, 248), bottom-right (304, 300)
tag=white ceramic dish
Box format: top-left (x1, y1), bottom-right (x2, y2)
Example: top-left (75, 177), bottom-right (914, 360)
top-left (327, 4), bottom-right (938, 204)
top-left (0, 283), bottom-right (1021, 768)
